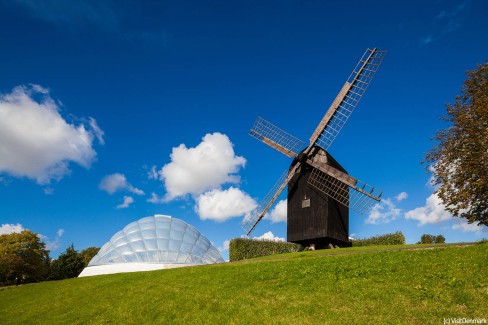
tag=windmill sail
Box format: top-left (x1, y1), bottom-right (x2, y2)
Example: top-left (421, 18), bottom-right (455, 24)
top-left (310, 48), bottom-right (387, 150)
top-left (249, 117), bottom-right (305, 158)
top-left (307, 166), bottom-right (381, 214)
top-left (241, 162), bottom-right (301, 236)
top-left (243, 48), bottom-right (386, 237)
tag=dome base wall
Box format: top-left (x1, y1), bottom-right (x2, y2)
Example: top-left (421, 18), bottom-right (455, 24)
top-left (78, 262), bottom-right (198, 277)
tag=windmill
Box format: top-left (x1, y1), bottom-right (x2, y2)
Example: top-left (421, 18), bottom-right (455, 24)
top-left (241, 48), bottom-right (386, 248)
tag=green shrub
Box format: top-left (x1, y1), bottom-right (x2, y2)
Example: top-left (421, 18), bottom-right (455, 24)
top-left (229, 238), bottom-right (301, 261)
top-left (417, 234), bottom-right (446, 244)
top-left (351, 231), bottom-right (405, 247)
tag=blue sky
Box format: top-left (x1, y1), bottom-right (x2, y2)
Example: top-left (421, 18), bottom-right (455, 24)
top-left (0, 0), bottom-right (487, 260)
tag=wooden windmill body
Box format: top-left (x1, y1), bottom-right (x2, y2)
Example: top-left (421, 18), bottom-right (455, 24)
top-left (287, 148), bottom-right (349, 248)
top-left (241, 48), bottom-right (386, 248)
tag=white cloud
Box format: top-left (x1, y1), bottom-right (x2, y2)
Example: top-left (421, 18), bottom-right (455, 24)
top-left (99, 173), bottom-right (144, 195)
top-left (159, 133), bottom-right (246, 200)
top-left (148, 165), bottom-right (158, 180)
top-left (89, 117), bottom-right (104, 145)
top-left (395, 192), bottom-right (408, 202)
top-left (218, 239), bottom-right (230, 253)
top-left (147, 192), bottom-right (164, 204)
top-left (265, 199), bottom-right (287, 223)
top-left (0, 223), bottom-right (25, 235)
top-left (195, 187), bottom-right (257, 222)
top-left (44, 187), bottom-right (54, 195)
top-left (366, 198), bottom-right (401, 225)
top-left (452, 220), bottom-right (488, 233)
top-left (426, 165), bottom-right (439, 188)
top-left (45, 228), bottom-right (64, 251)
top-left (404, 193), bottom-right (453, 225)
top-left (253, 231), bottom-right (285, 242)
top-left (116, 196), bottom-right (134, 209)
top-left (0, 85), bottom-right (101, 184)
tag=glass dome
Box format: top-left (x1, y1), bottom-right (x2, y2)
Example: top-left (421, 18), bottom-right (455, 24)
top-left (89, 214), bottom-right (224, 266)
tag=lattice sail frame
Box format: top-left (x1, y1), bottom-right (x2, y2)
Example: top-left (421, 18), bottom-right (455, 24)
top-left (249, 117), bottom-right (305, 157)
top-left (241, 169), bottom-right (289, 233)
top-left (315, 49), bottom-right (387, 150)
top-left (307, 168), bottom-right (380, 214)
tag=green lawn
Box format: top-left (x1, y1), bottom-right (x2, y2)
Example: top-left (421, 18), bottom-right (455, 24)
top-left (1, 243), bottom-right (487, 324)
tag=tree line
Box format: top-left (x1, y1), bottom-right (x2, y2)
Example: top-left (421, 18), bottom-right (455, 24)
top-left (0, 230), bottom-right (99, 286)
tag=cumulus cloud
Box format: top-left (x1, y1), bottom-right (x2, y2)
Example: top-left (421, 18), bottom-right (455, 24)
top-left (395, 192), bottom-right (408, 202)
top-left (99, 173), bottom-right (144, 195)
top-left (0, 223), bottom-right (25, 235)
top-left (218, 239), bottom-right (230, 253)
top-left (0, 85), bottom-right (102, 184)
top-left (404, 193), bottom-right (453, 225)
top-left (116, 196), bottom-right (134, 209)
top-left (366, 198), bottom-right (401, 225)
top-left (159, 133), bottom-right (246, 200)
top-left (452, 220), bottom-right (488, 233)
top-left (195, 187), bottom-right (257, 222)
top-left (253, 231), bottom-right (285, 242)
top-left (265, 199), bottom-right (287, 223)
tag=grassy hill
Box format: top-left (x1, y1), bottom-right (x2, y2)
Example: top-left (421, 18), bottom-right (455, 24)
top-left (1, 243), bottom-right (487, 324)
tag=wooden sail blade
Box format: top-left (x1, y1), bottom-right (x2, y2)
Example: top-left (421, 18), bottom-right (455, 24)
top-left (249, 116), bottom-right (305, 158)
top-left (307, 163), bottom-right (381, 215)
top-left (306, 158), bottom-right (358, 189)
top-left (309, 48), bottom-right (387, 150)
top-left (241, 162), bottom-right (302, 236)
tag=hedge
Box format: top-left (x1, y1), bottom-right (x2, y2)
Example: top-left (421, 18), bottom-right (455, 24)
top-left (229, 238), bottom-right (302, 261)
top-left (351, 231), bottom-right (405, 247)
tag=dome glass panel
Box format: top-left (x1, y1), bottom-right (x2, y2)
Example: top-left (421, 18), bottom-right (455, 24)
top-left (88, 214), bottom-right (224, 266)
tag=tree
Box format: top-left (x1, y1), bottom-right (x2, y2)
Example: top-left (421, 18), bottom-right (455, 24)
top-left (419, 234), bottom-right (435, 244)
top-left (79, 247), bottom-right (100, 266)
top-left (418, 234), bottom-right (446, 244)
top-left (48, 244), bottom-right (85, 280)
top-left (435, 235), bottom-right (446, 244)
top-left (0, 230), bottom-right (50, 286)
top-left (424, 61), bottom-right (488, 226)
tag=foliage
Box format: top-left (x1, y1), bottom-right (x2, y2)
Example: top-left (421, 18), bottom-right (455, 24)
top-left (0, 244), bottom-right (486, 324)
top-left (79, 247), bottom-right (100, 267)
top-left (424, 61), bottom-right (488, 226)
top-left (435, 235), bottom-right (446, 244)
top-left (476, 238), bottom-right (488, 245)
top-left (229, 238), bottom-right (301, 261)
top-left (48, 244), bottom-right (85, 280)
top-left (418, 234), bottom-right (445, 244)
top-left (420, 234), bottom-right (434, 244)
top-left (0, 230), bottom-right (50, 286)
top-left (351, 231), bottom-right (405, 247)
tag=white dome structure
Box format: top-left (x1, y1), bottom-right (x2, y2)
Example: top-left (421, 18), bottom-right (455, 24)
top-left (79, 214), bottom-right (224, 277)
